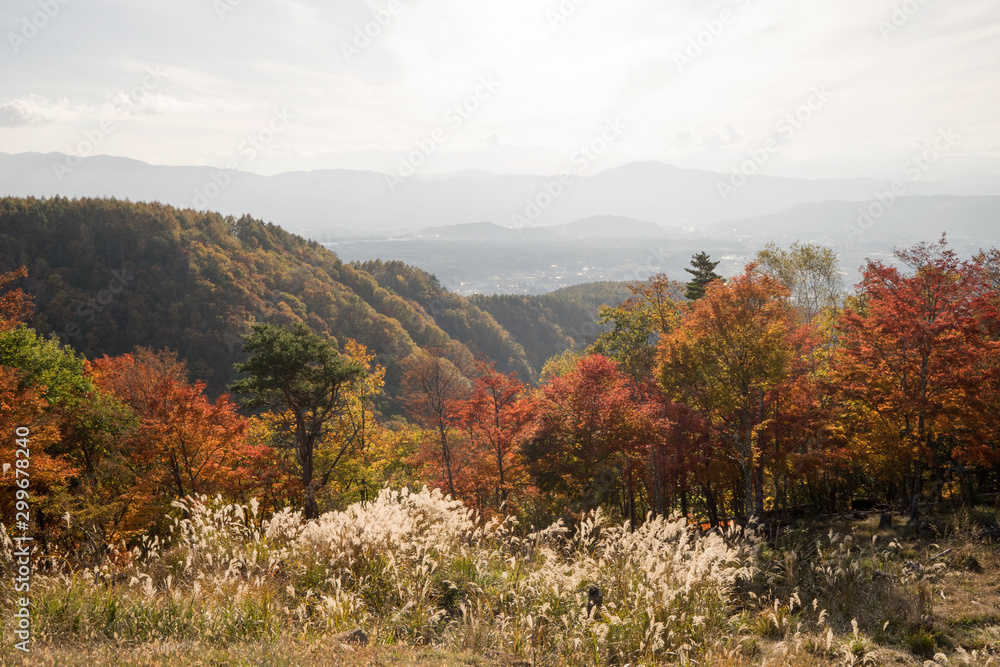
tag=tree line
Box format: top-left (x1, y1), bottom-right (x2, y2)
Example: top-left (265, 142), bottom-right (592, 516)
top-left (3, 236), bottom-right (1000, 561)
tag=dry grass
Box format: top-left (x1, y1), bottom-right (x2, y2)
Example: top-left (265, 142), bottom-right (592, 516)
top-left (3, 492), bottom-right (1000, 666)
top-left (0, 638), bottom-right (501, 667)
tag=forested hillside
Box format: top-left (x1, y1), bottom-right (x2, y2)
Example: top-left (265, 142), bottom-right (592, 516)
top-left (0, 197), bottom-right (547, 398)
top-left (469, 282), bottom-right (634, 371)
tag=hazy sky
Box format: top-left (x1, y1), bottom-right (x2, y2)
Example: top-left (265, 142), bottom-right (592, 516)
top-left (1, 0), bottom-right (998, 176)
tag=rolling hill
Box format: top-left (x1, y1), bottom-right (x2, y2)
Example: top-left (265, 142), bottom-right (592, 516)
top-left (0, 197), bottom-right (633, 399)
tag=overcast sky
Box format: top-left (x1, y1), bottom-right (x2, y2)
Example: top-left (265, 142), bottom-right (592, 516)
top-left (1, 0), bottom-right (998, 177)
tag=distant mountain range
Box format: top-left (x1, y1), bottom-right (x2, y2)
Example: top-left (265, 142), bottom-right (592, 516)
top-left (0, 152), bottom-right (972, 239)
top-left (708, 195), bottom-right (1000, 245)
top-left (420, 216), bottom-right (679, 241)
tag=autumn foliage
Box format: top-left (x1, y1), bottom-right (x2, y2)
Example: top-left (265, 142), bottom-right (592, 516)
top-left (5, 237), bottom-right (1000, 561)
top-left (833, 238), bottom-right (1000, 515)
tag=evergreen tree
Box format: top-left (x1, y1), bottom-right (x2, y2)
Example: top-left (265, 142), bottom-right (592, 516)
top-left (230, 322), bottom-right (365, 518)
top-left (684, 252), bottom-right (723, 301)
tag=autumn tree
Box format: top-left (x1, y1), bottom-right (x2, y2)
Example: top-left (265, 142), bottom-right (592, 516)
top-left (401, 351), bottom-right (470, 498)
top-left (325, 339), bottom-right (397, 505)
top-left (684, 252), bottom-right (724, 301)
top-left (592, 274), bottom-right (683, 515)
top-left (525, 354), bottom-right (661, 529)
top-left (659, 265), bottom-right (800, 519)
top-left (459, 361), bottom-right (536, 513)
top-left (231, 322), bottom-right (365, 518)
top-left (833, 238), bottom-right (1000, 517)
top-left (592, 274), bottom-right (682, 384)
top-left (0, 322), bottom-right (88, 542)
top-left (93, 349), bottom-right (249, 500)
top-left (975, 248), bottom-right (1000, 294)
top-left (755, 242), bottom-right (843, 322)
top-left (0, 266), bottom-right (31, 331)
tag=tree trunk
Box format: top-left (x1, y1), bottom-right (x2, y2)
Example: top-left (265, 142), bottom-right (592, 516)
top-left (742, 461), bottom-right (755, 519)
top-left (702, 482), bottom-right (719, 528)
top-left (909, 460), bottom-right (922, 520)
top-left (304, 485), bottom-right (318, 520)
top-left (626, 465), bottom-right (636, 532)
top-left (754, 462), bottom-right (765, 519)
top-left (652, 441), bottom-right (663, 518)
top-left (440, 424), bottom-right (455, 498)
top-left (301, 435), bottom-right (317, 519)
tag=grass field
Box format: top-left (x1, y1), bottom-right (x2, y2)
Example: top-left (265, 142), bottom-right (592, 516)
top-left (3, 489), bottom-right (1000, 666)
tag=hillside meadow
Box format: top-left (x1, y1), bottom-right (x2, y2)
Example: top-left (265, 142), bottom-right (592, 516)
top-left (3, 488), bottom-right (1000, 666)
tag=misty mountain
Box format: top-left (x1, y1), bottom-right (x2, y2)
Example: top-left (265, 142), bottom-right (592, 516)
top-left (708, 195), bottom-right (1000, 245)
top-left (419, 216), bottom-right (676, 241)
top-left (0, 152), bottom-right (956, 238)
top-left (419, 221), bottom-right (525, 241)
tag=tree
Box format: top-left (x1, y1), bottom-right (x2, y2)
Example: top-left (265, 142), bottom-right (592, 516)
top-left (833, 238), bottom-right (1000, 517)
top-left (659, 265), bottom-right (800, 519)
top-left (325, 339), bottom-right (395, 505)
top-left (459, 361), bottom-right (536, 513)
top-left (93, 349), bottom-right (249, 500)
top-left (755, 242), bottom-right (843, 321)
top-left (0, 266), bottom-right (31, 331)
top-left (592, 274), bottom-right (683, 384)
top-left (591, 274), bottom-right (683, 516)
top-left (0, 323), bottom-right (88, 542)
top-left (974, 248), bottom-right (1000, 293)
top-left (401, 352), bottom-right (470, 499)
top-left (526, 354), bottom-right (661, 529)
top-left (231, 322), bottom-right (365, 519)
top-left (684, 252), bottom-right (723, 301)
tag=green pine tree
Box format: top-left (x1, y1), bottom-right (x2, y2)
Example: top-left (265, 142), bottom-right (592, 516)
top-left (684, 252), bottom-right (723, 300)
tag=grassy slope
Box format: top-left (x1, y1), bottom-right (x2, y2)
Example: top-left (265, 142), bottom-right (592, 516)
top-left (5, 503), bottom-right (1000, 666)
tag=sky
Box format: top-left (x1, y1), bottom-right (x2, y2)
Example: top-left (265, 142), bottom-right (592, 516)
top-left (1, 0), bottom-right (999, 178)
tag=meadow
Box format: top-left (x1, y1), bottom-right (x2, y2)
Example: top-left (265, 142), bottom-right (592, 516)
top-left (3, 488), bottom-right (999, 666)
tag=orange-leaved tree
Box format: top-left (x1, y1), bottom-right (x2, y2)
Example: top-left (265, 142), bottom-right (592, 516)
top-left (658, 265), bottom-right (802, 519)
top-left (833, 238), bottom-right (1000, 516)
top-left (93, 348), bottom-right (250, 502)
top-left (459, 360), bottom-right (536, 514)
top-left (401, 351), bottom-right (470, 499)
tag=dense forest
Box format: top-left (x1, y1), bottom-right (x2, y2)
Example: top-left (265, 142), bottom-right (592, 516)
top-left (0, 197), bottom-right (623, 401)
top-left (2, 196), bottom-right (1000, 551)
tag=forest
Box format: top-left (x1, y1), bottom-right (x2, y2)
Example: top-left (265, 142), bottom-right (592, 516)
top-left (3, 196), bottom-right (1000, 665)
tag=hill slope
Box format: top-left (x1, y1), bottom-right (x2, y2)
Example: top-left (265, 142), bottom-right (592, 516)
top-left (470, 282), bottom-right (635, 371)
top-left (0, 197), bottom-right (541, 397)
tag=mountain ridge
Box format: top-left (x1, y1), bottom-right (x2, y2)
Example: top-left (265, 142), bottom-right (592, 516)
top-left (0, 152), bottom-right (962, 238)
